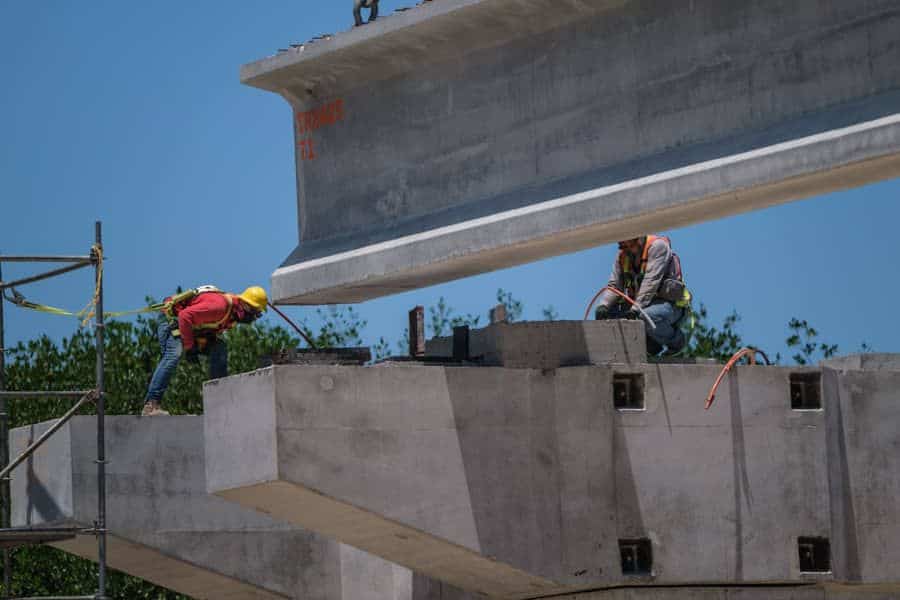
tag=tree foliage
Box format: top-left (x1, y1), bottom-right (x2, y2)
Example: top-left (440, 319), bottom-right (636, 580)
top-left (784, 318), bottom-right (839, 365)
top-left (1, 310), bottom-right (301, 598)
top-left (495, 289), bottom-right (523, 323)
top-left (684, 304), bottom-right (745, 361)
top-left (428, 297), bottom-right (480, 338)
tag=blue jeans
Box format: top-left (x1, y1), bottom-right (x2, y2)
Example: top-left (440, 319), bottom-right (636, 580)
top-left (605, 301), bottom-right (685, 353)
top-left (145, 319), bottom-right (228, 402)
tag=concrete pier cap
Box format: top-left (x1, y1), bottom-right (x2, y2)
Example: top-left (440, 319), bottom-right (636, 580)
top-left (243, 0), bottom-right (900, 304)
top-left (203, 320), bottom-right (900, 599)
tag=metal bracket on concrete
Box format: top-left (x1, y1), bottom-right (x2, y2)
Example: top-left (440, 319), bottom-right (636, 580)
top-left (260, 347), bottom-right (372, 367)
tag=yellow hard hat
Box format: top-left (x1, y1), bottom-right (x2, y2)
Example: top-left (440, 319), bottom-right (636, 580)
top-left (239, 286), bottom-right (268, 312)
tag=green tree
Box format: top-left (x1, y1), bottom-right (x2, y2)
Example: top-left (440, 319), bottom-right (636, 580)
top-left (784, 318), bottom-right (839, 365)
top-left (495, 289), bottom-right (523, 323)
top-left (428, 297), bottom-right (480, 338)
top-left (684, 304), bottom-right (746, 361)
top-left (1, 311), bottom-right (302, 598)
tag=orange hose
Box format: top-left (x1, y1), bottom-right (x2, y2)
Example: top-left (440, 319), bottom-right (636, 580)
top-left (704, 347), bottom-right (769, 410)
top-left (583, 286), bottom-right (656, 330)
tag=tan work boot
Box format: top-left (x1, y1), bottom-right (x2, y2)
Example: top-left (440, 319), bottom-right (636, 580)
top-left (141, 400), bottom-right (170, 417)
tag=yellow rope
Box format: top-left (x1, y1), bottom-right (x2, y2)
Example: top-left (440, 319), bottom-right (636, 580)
top-left (77, 244), bottom-right (103, 327)
top-left (2, 245), bottom-right (165, 324)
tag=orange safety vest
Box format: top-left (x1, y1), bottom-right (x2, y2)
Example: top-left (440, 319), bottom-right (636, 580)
top-left (618, 235), bottom-right (687, 303)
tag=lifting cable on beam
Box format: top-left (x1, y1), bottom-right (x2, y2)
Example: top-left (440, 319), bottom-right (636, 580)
top-left (267, 301), bottom-right (318, 349)
top-left (704, 346), bottom-right (772, 410)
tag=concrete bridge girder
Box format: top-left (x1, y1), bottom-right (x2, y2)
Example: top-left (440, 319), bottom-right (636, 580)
top-left (241, 0), bottom-right (900, 304)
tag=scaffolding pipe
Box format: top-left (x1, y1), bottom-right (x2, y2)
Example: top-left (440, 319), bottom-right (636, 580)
top-left (0, 391), bottom-right (94, 399)
top-left (0, 259), bottom-right (10, 598)
top-left (0, 227), bottom-right (109, 599)
top-left (0, 256), bottom-right (93, 264)
top-left (14, 596), bottom-right (97, 599)
top-left (94, 221), bottom-right (107, 600)
top-left (0, 261), bottom-right (92, 291)
top-left (0, 391), bottom-right (96, 483)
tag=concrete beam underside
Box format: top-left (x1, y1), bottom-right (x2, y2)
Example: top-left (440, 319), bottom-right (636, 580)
top-left (273, 118), bottom-right (900, 304)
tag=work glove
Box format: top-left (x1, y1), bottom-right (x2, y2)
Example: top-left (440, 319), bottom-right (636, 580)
top-left (625, 305), bottom-right (642, 320)
top-left (594, 305), bottom-right (610, 320)
top-left (184, 347), bottom-right (200, 365)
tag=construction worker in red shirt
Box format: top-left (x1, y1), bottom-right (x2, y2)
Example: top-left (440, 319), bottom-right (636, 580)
top-left (141, 285), bottom-right (268, 416)
top-left (595, 235), bottom-right (692, 356)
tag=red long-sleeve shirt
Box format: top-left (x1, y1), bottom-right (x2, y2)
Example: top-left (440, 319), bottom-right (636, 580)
top-left (173, 293), bottom-right (237, 351)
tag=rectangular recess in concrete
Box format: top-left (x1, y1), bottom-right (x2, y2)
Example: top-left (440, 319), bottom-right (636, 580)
top-left (619, 538), bottom-right (653, 576)
top-left (792, 372), bottom-right (823, 410)
top-left (799, 537), bottom-right (832, 574)
top-left (244, 0), bottom-right (900, 303)
top-left (613, 373), bottom-right (644, 410)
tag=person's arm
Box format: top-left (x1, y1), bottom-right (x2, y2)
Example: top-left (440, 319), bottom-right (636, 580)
top-left (599, 254), bottom-right (625, 308)
top-left (634, 239), bottom-right (671, 307)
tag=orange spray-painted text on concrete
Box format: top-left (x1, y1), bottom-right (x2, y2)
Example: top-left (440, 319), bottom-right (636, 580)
top-left (295, 99), bottom-right (345, 161)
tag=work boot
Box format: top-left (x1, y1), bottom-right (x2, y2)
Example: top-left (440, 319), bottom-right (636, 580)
top-left (646, 338), bottom-right (663, 356)
top-left (661, 331), bottom-right (686, 357)
top-left (141, 400), bottom-right (170, 417)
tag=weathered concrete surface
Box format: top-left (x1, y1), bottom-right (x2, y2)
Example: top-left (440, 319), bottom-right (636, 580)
top-left (822, 362), bottom-right (900, 586)
top-left (9, 416), bottom-right (469, 600)
top-left (425, 320), bottom-right (646, 367)
top-left (552, 586), bottom-right (900, 599)
top-left (205, 337), bottom-right (900, 598)
top-left (245, 0), bottom-right (900, 303)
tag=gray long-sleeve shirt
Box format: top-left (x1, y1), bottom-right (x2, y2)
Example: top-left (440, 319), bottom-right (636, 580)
top-left (600, 238), bottom-right (678, 308)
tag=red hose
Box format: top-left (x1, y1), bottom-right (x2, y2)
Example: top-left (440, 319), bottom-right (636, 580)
top-left (705, 347), bottom-right (770, 410)
top-left (583, 286), bottom-right (657, 330)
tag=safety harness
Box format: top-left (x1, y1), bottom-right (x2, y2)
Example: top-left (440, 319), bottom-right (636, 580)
top-left (618, 235), bottom-right (692, 308)
top-left (163, 285), bottom-right (235, 338)
top-left (618, 236), bottom-right (696, 348)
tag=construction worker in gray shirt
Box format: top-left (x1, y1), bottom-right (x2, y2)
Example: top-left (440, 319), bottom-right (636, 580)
top-left (595, 235), bottom-right (692, 356)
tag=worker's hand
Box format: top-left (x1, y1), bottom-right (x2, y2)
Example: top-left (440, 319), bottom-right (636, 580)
top-left (625, 305), bottom-right (642, 320)
top-left (184, 347), bottom-right (200, 364)
top-left (594, 305), bottom-right (610, 320)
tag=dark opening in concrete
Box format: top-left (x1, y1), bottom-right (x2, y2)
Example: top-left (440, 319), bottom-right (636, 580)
top-left (452, 326), bottom-right (470, 361)
top-left (798, 537), bottom-right (831, 573)
top-left (791, 373), bottom-right (822, 410)
top-left (619, 538), bottom-right (653, 575)
top-left (613, 374), bottom-right (645, 410)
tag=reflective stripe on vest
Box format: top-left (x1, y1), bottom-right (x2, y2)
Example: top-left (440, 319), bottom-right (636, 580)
top-left (192, 294), bottom-right (235, 332)
top-left (619, 235), bottom-right (669, 296)
top-left (164, 287), bottom-right (235, 333)
top-left (163, 285), bottom-right (222, 319)
top-left (618, 235), bottom-right (691, 307)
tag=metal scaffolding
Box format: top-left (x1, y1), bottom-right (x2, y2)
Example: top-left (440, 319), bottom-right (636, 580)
top-left (0, 222), bottom-right (107, 600)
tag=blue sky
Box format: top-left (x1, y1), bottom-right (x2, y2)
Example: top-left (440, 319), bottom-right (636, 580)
top-left (1, 1), bottom-right (897, 360)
